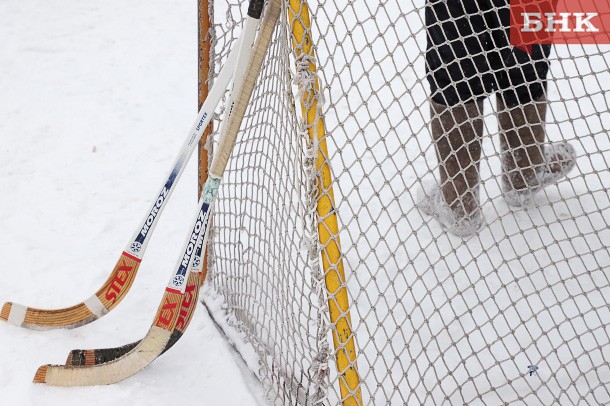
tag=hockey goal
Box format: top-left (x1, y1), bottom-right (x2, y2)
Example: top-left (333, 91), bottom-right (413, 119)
top-left (198, 0), bottom-right (610, 404)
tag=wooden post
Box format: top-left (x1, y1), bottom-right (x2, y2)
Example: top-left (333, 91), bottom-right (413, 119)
top-left (198, 0), bottom-right (213, 284)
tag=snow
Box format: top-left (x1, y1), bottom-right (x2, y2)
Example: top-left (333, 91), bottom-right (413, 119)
top-left (3, 0), bottom-right (609, 404)
top-left (0, 0), bottom-right (265, 404)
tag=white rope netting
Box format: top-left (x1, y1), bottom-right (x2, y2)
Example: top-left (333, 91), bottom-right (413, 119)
top-left (202, 1), bottom-right (610, 404)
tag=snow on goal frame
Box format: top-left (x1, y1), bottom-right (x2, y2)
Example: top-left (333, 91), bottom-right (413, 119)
top-left (197, 1), bottom-right (610, 405)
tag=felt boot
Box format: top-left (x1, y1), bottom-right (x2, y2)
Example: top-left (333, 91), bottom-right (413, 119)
top-left (420, 99), bottom-right (484, 237)
top-left (497, 95), bottom-right (576, 207)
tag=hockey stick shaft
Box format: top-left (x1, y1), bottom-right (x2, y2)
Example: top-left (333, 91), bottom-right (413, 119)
top-left (1, 14), bottom-right (246, 330)
top-left (35, 0), bottom-right (280, 386)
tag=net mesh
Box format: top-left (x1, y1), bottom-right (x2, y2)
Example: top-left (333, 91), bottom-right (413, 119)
top-left (201, 1), bottom-right (610, 404)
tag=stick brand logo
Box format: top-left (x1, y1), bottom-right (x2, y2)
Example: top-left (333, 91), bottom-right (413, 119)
top-left (140, 187), bottom-right (170, 238)
top-left (155, 296), bottom-right (179, 328)
top-left (510, 0), bottom-right (610, 53)
top-left (172, 275), bottom-right (185, 287)
top-left (178, 208), bottom-right (208, 274)
top-left (195, 112), bottom-right (208, 132)
top-left (192, 255), bottom-right (201, 269)
top-left (105, 258), bottom-right (136, 304)
top-left (176, 284), bottom-right (196, 330)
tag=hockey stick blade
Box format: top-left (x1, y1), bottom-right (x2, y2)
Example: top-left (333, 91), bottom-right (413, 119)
top-left (0, 13), bottom-right (244, 331)
top-left (34, 177), bottom-right (217, 385)
top-left (34, 0), bottom-right (279, 386)
top-left (66, 235), bottom-right (206, 366)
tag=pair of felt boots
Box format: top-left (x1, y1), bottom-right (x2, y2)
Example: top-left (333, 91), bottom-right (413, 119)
top-left (420, 95), bottom-right (576, 237)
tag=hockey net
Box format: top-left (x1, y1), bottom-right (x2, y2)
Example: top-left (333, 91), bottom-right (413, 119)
top-left (199, 0), bottom-right (610, 404)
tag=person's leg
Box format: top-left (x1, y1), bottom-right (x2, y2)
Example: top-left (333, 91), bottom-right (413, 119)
top-left (422, 0), bottom-right (493, 236)
top-left (491, 12), bottom-right (576, 206)
top-left (420, 98), bottom-right (485, 236)
top-left (497, 93), bottom-right (576, 206)
top-left (497, 92), bottom-right (546, 192)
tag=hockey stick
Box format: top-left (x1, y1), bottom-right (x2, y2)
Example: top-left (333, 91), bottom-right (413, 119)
top-left (0, 5), bottom-right (249, 331)
top-left (34, 172), bottom-right (216, 385)
top-left (33, 0), bottom-right (280, 385)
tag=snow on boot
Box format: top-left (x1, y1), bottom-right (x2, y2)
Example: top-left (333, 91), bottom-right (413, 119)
top-left (419, 183), bottom-right (483, 237)
top-left (502, 142), bottom-right (576, 207)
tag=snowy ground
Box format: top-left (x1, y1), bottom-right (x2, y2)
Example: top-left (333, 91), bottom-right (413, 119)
top-left (0, 0), bottom-right (264, 404)
top-left (3, 0), bottom-right (610, 404)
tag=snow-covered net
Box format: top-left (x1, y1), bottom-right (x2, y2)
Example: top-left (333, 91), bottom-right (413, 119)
top-left (201, 0), bottom-right (610, 404)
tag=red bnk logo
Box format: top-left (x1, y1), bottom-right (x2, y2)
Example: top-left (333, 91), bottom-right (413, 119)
top-left (510, 0), bottom-right (610, 53)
